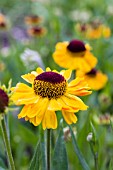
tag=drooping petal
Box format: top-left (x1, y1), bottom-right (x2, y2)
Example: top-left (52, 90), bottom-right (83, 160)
top-left (68, 77), bottom-right (92, 96)
top-left (27, 98), bottom-right (48, 118)
top-left (62, 110), bottom-right (77, 124)
top-left (57, 98), bottom-right (75, 112)
top-left (63, 93), bottom-right (88, 110)
top-left (48, 99), bottom-right (62, 111)
top-left (11, 83), bottom-right (39, 105)
top-left (21, 73), bottom-right (35, 84)
top-left (18, 105), bottom-right (32, 118)
top-left (42, 110), bottom-right (57, 130)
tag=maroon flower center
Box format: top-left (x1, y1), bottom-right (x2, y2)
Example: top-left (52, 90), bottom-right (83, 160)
top-left (35, 71), bottom-right (65, 84)
top-left (0, 89), bottom-right (9, 113)
top-left (86, 68), bottom-right (97, 76)
top-left (34, 72), bottom-right (67, 99)
top-left (67, 39), bottom-right (86, 53)
top-left (32, 27), bottom-right (42, 33)
top-left (0, 22), bottom-right (6, 28)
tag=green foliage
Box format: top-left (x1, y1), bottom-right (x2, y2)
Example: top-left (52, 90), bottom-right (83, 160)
top-left (52, 129), bottom-right (68, 170)
top-left (29, 141), bottom-right (41, 170)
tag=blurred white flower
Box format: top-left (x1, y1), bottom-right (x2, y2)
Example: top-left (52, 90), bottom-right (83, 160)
top-left (63, 126), bottom-right (77, 141)
top-left (70, 10), bottom-right (91, 22)
top-left (1, 47), bottom-right (10, 57)
top-left (20, 48), bottom-right (45, 70)
top-left (107, 5), bottom-right (113, 15)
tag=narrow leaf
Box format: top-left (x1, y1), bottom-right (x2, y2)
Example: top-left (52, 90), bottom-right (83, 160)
top-left (69, 126), bottom-right (90, 170)
top-left (52, 129), bottom-right (68, 170)
top-left (29, 141), bottom-right (41, 170)
top-left (41, 142), bottom-right (46, 170)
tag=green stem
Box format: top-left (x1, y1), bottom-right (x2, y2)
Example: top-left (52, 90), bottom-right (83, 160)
top-left (90, 143), bottom-right (98, 170)
top-left (0, 116), bottom-right (15, 170)
top-left (47, 129), bottom-right (51, 170)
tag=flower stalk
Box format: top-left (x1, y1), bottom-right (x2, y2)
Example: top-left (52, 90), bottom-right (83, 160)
top-left (47, 129), bottom-right (51, 170)
top-left (0, 115), bottom-right (15, 170)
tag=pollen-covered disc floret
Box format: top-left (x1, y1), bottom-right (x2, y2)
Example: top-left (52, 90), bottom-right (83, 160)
top-left (67, 39), bottom-right (86, 53)
top-left (0, 88), bottom-right (9, 113)
top-left (33, 71), bottom-right (67, 99)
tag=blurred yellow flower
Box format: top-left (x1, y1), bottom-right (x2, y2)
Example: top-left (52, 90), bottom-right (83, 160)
top-left (11, 67), bottom-right (91, 130)
top-left (75, 22), bottom-right (111, 39)
top-left (53, 39), bottom-right (97, 72)
top-left (24, 15), bottom-right (43, 25)
top-left (76, 68), bottom-right (108, 90)
top-left (0, 13), bottom-right (7, 30)
top-left (27, 26), bottom-right (47, 37)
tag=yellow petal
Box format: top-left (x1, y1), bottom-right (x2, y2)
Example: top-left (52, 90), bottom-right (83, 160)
top-left (11, 83), bottom-right (33, 92)
top-left (18, 105), bottom-right (32, 118)
top-left (31, 71), bottom-right (38, 76)
top-left (57, 98), bottom-right (74, 112)
top-left (68, 77), bottom-right (84, 87)
top-left (63, 93), bottom-right (88, 110)
top-left (60, 69), bottom-right (72, 81)
top-left (27, 98), bottom-right (48, 118)
top-left (42, 110), bottom-right (57, 130)
top-left (36, 67), bottom-right (44, 74)
top-left (11, 83), bottom-right (39, 105)
top-left (48, 99), bottom-right (62, 111)
top-left (62, 110), bottom-right (77, 124)
top-left (21, 73), bottom-right (35, 84)
top-left (46, 67), bottom-right (51, 71)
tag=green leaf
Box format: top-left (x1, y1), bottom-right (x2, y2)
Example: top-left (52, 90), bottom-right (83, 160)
top-left (108, 159), bottom-right (113, 170)
top-left (41, 142), bottom-right (46, 170)
top-left (0, 158), bottom-right (6, 169)
top-left (69, 126), bottom-right (90, 170)
top-left (28, 141), bottom-right (41, 170)
top-left (52, 129), bottom-right (68, 170)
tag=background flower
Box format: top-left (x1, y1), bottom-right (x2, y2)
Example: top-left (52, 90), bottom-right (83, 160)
top-left (53, 39), bottom-right (97, 72)
top-left (76, 68), bottom-right (108, 90)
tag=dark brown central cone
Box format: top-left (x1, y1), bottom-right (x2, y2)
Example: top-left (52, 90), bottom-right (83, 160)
top-left (0, 89), bottom-right (9, 113)
top-left (67, 39), bottom-right (86, 53)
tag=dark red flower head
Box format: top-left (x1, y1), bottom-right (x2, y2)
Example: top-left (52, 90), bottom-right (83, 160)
top-left (67, 39), bottom-right (86, 53)
top-left (0, 88), bottom-right (9, 113)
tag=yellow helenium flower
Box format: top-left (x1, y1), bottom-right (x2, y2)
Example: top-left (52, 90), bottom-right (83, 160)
top-left (76, 68), bottom-right (108, 90)
top-left (86, 25), bottom-right (111, 39)
top-left (11, 67), bottom-right (91, 130)
top-left (27, 26), bottom-right (47, 37)
top-left (53, 39), bottom-right (97, 72)
top-left (24, 15), bottom-right (43, 25)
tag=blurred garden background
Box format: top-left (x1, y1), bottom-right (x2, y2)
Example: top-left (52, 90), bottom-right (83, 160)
top-left (0, 0), bottom-right (113, 169)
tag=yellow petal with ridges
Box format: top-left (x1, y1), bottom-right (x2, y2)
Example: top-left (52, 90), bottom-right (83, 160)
top-left (48, 99), bottom-right (62, 111)
top-left (63, 93), bottom-right (88, 110)
top-left (57, 98), bottom-right (74, 112)
top-left (62, 110), bottom-right (77, 124)
top-left (21, 73), bottom-right (35, 84)
top-left (27, 98), bottom-right (48, 118)
top-left (18, 105), bottom-right (32, 119)
top-left (42, 110), bottom-right (57, 130)
top-left (11, 83), bottom-right (33, 92)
